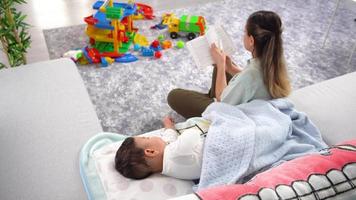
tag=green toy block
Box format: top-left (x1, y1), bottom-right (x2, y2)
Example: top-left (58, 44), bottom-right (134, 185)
top-left (106, 7), bottom-right (123, 19)
top-left (176, 40), bottom-right (185, 49)
top-left (158, 34), bottom-right (165, 42)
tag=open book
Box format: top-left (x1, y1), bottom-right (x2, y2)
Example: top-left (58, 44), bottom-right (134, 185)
top-left (186, 24), bottom-right (236, 68)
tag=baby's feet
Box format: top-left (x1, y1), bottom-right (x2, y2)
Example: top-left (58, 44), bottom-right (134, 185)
top-left (163, 116), bottom-right (175, 129)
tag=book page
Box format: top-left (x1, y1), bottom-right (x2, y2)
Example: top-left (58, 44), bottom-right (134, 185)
top-left (186, 36), bottom-right (214, 68)
top-left (206, 25), bottom-right (236, 56)
top-left (186, 24), bottom-right (236, 68)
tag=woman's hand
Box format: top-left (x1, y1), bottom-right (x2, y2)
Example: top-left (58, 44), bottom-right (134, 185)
top-left (225, 55), bottom-right (243, 75)
top-left (210, 43), bottom-right (226, 69)
top-left (225, 55), bottom-right (234, 71)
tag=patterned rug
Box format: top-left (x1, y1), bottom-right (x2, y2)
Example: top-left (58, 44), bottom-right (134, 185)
top-left (43, 0), bottom-right (356, 136)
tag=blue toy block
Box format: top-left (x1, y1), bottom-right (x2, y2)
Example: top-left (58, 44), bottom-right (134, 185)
top-left (149, 45), bottom-right (162, 52)
top-left (141, 47), bottom-right (154, 57)
top-left (94, 11), bottom-right (114, 30)
top-left (115, 53), bottom-right (138, 63)
top-left (133, 44), bottom-right (141, 51)
top-left (101, 57), bottom-right (109, 67)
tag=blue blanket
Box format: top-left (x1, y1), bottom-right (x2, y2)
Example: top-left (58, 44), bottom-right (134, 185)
top-left (197, 99), bottom-right (327, 190)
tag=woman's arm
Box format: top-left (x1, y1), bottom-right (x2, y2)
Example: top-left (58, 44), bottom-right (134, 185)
top-left (210, 43), bottom-right (227, 101)
top-left (225, 56), bottom-right (243, 76)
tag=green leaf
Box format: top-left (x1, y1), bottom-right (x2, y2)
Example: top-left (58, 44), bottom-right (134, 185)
top-left (0, 0), bottom-right (31, 67)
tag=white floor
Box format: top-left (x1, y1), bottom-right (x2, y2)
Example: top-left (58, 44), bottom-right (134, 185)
top-left (0, 0), bottom-right (216, 66)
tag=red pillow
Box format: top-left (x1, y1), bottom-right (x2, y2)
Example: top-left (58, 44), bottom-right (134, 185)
top-left (196, 140), bottom-right (356, 200)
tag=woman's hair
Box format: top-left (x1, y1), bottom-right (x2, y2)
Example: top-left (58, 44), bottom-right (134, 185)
top-left (115, 137), bottom-right (152, 179)
top-left (246, 10), bottom-right (291, 98)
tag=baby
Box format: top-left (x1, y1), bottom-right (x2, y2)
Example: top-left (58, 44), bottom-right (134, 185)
top-left (114, 117), bottom-right (205, 180)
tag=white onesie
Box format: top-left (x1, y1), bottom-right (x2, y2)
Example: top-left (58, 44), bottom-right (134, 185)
top-left (161, 126), bottom-right (206, 180)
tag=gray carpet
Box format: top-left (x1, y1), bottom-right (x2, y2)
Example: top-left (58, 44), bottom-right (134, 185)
top-left (43, 0), bottom-right (356, 136)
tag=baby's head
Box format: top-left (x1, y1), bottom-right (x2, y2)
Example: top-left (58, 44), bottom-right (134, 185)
top-left (115, 136), bottom-right (166, 179)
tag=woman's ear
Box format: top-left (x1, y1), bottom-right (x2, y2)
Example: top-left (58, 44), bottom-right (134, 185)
top-left (144, 148), bottom-right (159, 157)
top-left (249, 35), bottom-right (254, 48)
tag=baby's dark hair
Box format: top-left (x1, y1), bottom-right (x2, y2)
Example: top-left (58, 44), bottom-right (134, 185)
top-left (115, 137), bottom-right (152, 179)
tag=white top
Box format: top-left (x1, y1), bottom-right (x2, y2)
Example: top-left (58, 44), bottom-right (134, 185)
top-left (161, 128), bottom-right (204, 180)
top-left (221, 58), bottom-right (271, 105)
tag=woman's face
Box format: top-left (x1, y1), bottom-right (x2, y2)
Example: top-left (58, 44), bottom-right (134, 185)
top-left (243, 25), bottom-right (254, 53)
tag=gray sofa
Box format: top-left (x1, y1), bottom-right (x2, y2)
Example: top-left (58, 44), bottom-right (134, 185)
top-left (0, 58), bottom-right (355, 200)
top-left (0, 59), bottom-right (102, 200)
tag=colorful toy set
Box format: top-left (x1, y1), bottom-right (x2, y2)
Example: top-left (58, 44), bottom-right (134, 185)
top-left (63, 0), bottom-right (207, 67)
top-left (162, 14), bottom-right (206, 40)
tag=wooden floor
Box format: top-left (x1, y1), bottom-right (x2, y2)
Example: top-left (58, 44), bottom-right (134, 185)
top-left (3, 0), bottom-right (215, 65)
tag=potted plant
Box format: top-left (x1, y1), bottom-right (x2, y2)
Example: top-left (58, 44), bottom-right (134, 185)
top-left (0, 0), bottom-right (31, 69)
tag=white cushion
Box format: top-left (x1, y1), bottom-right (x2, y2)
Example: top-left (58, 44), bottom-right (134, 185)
top-left (0, 58), bottom-right (102, 200)
top-left (289, 72), bottom-right (356, 145)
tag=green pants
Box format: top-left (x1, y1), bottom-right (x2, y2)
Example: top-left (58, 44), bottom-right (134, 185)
top-left (167, 67), bottom-right (233, 118)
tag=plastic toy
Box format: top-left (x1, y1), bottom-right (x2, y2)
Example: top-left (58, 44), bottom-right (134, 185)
top-left (82, 47), bottom-right (101, 63)
top-left (149, 45), bottom-right (162, 52)
top-left (115, 53), bottom-right (138, 63)
top-left (161, 40), bottom-right (172, 49)
top-left (134, 33), bottom-right (149, 46)
top-left (133, 44), bottom-right (141, 51)
top-left (154, 51), bottom-right (162, 59)
top-left (163, 14), bottom-right (206, 40)
top-left (63, 50), bottom-right (83, 62)
top-left (157, 34), bottom-right (165, 42)
top-left (85, 0), bottom-right (137, 52)
top-left (150, 22), bottom-right (167, 30)
top-left (105, 57), bottom-right (115, 64)
top-left (151, 40), bottom-right (160, 48)
top-left (176, 40), bottom-right (185, 49)
top-left (101, 57), bottom-right (109, 67)
top-left (133, 3), bottom-right (154, 20)
top-left (82, 0), bottom-right (153, 66)
top-left (141, 47), bottom-right (154, 57)
top-left (78, 56), bottom-right (89, 65)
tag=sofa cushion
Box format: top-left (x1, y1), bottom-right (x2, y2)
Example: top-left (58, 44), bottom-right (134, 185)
top-left (289, 72), bottom-right (356, 145)
top-left (0, 58), bottom-right (102, 200)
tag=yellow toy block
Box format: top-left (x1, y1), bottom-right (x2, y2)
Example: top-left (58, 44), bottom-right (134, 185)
top-left (134, 33), bottom-right (149, 46)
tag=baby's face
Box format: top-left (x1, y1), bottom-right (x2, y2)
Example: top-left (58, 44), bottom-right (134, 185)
top-left (134, 136), bottom-right (166, 151)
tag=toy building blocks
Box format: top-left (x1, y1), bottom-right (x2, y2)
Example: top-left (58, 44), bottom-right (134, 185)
top-left (133, 3), bottom-right (154, 20)
top-left (176, 40), bottom-right (185, 49)
top-left (115, 53), bottom-right (138, 63)
top-left (82, 47), bottom-right (101, 63)
top-left (151, 40), bottom-right (160, 48)
top-left (105, 57), bottom-right (115, 64)
top-left (154, 51), bottom-right (162, 59)
top-left (133, 32), bottom-right (149, 46)
top-left (82, 0), bottom-right (153, 66)
top-left (157, 34), bottom-right (165, 42)
top-left (133, 44), bottom-right (141, 51)
top-left (161, 40), bottom-right (172, 49)
top-left (163, 14), bottom-right (206, 40)
top-left (63, 50), bottom-right (83, 62)
top-left (141, 47), bottom-right (154, 57)
top-left (101, 57), bottom-right (109, 67)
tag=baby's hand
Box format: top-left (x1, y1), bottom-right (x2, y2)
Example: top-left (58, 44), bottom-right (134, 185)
top-left (163, 116), bottom-right (175, 129)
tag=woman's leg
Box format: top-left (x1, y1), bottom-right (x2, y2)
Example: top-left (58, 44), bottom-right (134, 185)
top-left (208, 65), bottom-right (233, 98)
top-left (167, 88), bottom-right (214, 119)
